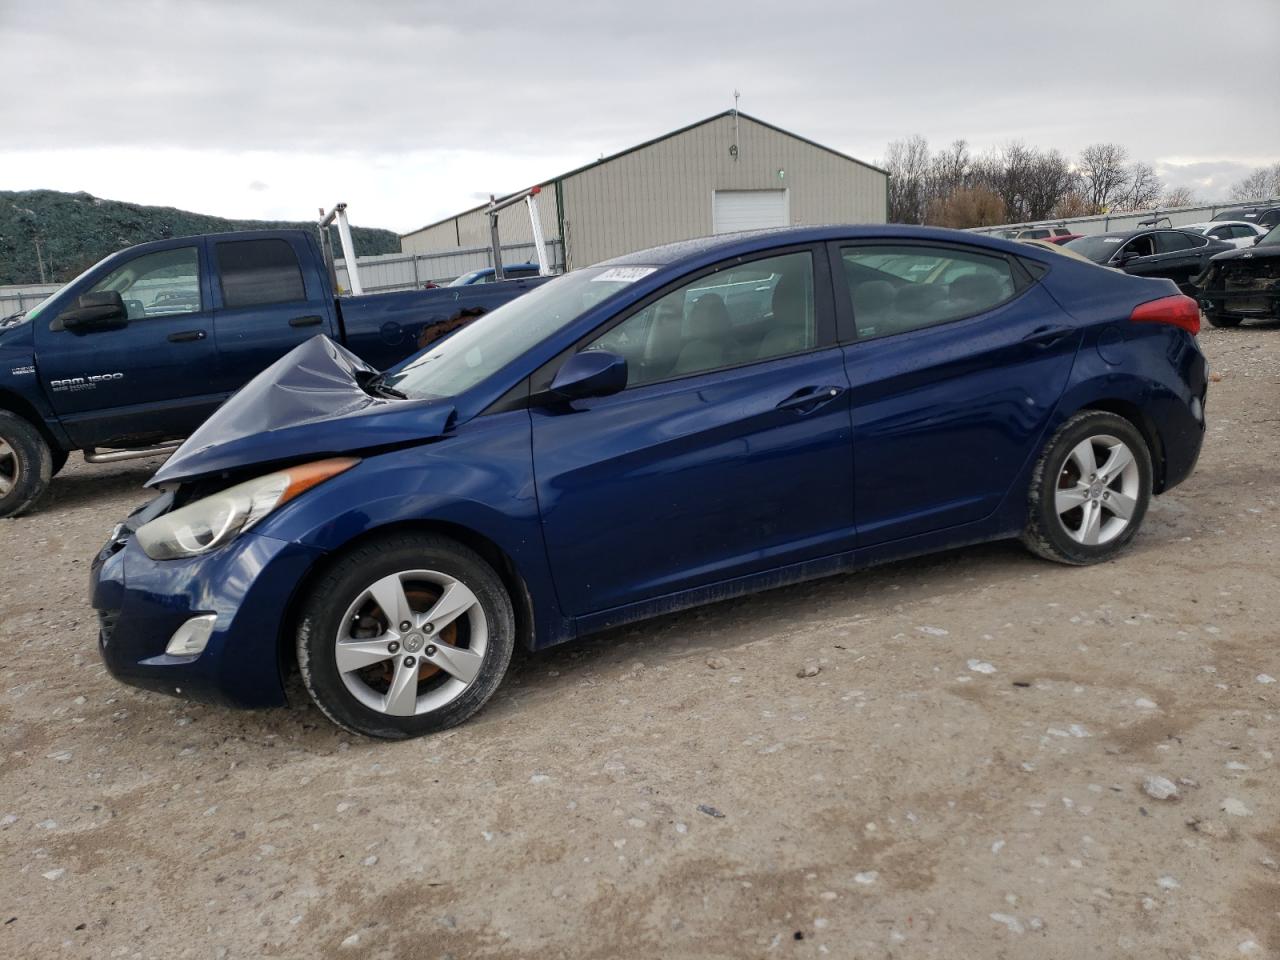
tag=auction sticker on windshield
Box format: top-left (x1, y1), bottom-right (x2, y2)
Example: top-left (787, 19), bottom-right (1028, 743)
top-left (592, 266), bottom-right (656, 283)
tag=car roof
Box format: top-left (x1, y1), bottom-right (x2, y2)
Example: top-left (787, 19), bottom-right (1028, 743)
top-left (599, 224), bottom-right (1040, 270)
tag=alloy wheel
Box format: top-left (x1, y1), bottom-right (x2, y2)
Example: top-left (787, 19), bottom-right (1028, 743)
top-left (0, 438), bottom-right (18, 497)
top-left (334, 569), bottom-right (488, 716)
top-left (1053, 434), bottom-right (1141, 546)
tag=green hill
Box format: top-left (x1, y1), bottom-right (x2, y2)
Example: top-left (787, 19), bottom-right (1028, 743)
top-left (0, 189), bottom-right (401, 286)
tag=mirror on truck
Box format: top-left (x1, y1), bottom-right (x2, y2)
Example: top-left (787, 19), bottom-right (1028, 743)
top-left (58, 291), bottom-right (129, 333)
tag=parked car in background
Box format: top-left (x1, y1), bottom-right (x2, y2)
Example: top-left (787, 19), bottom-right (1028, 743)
top-left (1211, 205), bottom-right (1280, 232)
top-left (91, 224), bottom-right (1207, 739)
top-left (1178, 220), bottom-right (1270, 248)
top-left (0, 230), bottom-right (547, 517)
top-left (1194, 225), bottom-right (1280, 327)
top-left (1064, 228), bottom-right (1232, 292)
top-left (1043, 233), bottom-right (1083, 245)
top-left (998, 226), bottom-right (1078, 242)
top-left (447, 264), bottom-right (543, 286)
top-left (1018, 239), bottom-right (1094, 262)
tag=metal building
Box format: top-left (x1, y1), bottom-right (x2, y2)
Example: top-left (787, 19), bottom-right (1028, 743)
top-left (400, 111), bottom-right (888, 271)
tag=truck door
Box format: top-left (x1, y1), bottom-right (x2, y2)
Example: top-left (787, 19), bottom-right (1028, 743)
top-left (37, 241), bottom-right (222, 449)
top-left (209, 235), bottom-right (338, 394)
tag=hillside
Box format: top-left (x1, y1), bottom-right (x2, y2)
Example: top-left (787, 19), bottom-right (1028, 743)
top-left (0, 189), bottom-right (401, 286)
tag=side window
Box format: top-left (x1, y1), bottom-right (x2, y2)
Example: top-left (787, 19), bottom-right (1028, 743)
top-left (585, 251), bottom-right (815, 387)
top-left (1155, 231), bottom-right (1195, 253)
top-left (87, 247), bottom-right (201, 321)
top-left (216, 239), bottom-right (306, 309)
top-left (1121, 234), bottom-right (1156, 258)
top-left (840, 245), bottom-right (1017, 340)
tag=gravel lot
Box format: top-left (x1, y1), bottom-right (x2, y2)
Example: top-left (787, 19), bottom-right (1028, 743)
top-left (1, 324), bottom-right (1277, 960)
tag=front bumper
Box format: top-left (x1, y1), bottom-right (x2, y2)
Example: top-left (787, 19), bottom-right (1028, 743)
top-left (91, 515), bottom-right (325, 708)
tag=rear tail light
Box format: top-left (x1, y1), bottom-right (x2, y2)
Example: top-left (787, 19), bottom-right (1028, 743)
top-left (1129, 295), bottom-right (1201, 335)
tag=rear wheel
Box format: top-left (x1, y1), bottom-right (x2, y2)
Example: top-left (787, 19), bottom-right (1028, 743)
top-left (0, 412), bottom-right (53, 518)
top-left (1022, 411), bottom-right (1152, 565)
top-left (296, 533), bottom-right (515, 739)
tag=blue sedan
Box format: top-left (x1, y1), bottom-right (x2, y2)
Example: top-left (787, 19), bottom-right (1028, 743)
top-left (92, 226), bottom-right (1208, 738)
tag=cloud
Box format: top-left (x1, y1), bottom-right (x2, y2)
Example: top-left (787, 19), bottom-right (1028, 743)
top-left (1, 0), bottom-right (1276, 227)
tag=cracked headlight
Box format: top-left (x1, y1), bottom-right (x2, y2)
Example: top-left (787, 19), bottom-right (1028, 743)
top-left (136, 457), bottom-right (358, 560)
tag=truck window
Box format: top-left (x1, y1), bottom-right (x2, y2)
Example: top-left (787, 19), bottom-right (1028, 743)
top-left (216, 239), bottom-right (306, 309)
top-left (87, 246), bottom-right (202, 320)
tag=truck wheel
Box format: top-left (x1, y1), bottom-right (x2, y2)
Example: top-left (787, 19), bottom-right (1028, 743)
top-left (0, 412), bottom-right (54, 518)
top-left (296, 533), bottom-right (516, 739)
top-left (1206, 313), bottom-right (1242, 328)
top-left (1022, 411), bottom-right (1152, 566)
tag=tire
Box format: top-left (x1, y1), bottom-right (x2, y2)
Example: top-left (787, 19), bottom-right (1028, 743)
top-left (1022, 411), bottom-right (1153, 566)
top-left (0, 412), bottom-right (53, 519)
top-left (1206, 313), bottom-right (1242, 328)
top-left (296, 533), bottom-right (516, 739)
top-left (50, 449), bottom-right (69, 477)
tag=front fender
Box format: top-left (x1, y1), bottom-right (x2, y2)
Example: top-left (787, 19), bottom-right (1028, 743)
top-left (254, 408), bottom-right (572, 649)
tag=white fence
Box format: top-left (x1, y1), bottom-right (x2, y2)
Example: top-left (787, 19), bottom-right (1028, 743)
top-left (334, 239), bottom-right (565, 294)
top-left (0, 239), bottom-right (566, 316)
top-left (971, 197), bottom-right (1279, 238)
top-left (0, 283), bottom-right (62, 318)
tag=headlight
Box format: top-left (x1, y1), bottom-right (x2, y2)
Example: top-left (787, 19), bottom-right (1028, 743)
top-left (136, 457), bottom-right (359, 560)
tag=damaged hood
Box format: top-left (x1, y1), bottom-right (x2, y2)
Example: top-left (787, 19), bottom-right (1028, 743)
top-left (150, 335), bottom-right (454, 487)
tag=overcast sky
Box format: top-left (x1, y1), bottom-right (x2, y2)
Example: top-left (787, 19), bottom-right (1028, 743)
top-left (3, 0), bottom-right (1277, 234)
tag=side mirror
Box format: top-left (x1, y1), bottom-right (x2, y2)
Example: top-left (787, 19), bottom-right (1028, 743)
top-left (549, 350), bottom-right (627, 401)
top-left (59, 291), bottom-right (128, 332)
top-left (1113, 251), bottom-right (1140, 267)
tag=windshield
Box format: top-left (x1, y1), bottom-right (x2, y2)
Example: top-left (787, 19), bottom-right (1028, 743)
top-left (447, 270), bottom-right (486, 287)
top-left (385, 265), bottom-right (655, 399)
top-left (9, 255), bottom-right (111, 324)
top-left (1064, 235), bottom-right (1126, 263)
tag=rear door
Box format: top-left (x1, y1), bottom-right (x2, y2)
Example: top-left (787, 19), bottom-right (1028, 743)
top-left (209, 235), bottom-right (337, 395)
top-left (834, 241), bottom-right (1080, 546)
top-left (38, 241), bottom-right (221, 448)
top-left (531, 246), bottom-right (855, 618)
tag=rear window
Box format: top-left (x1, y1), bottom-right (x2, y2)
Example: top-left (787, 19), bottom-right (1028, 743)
top-left (216, 239), bottom-right (306, 309)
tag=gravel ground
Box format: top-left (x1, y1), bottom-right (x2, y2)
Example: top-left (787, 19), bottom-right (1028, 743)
top-left (1, 324), bottom-right (1277, 960)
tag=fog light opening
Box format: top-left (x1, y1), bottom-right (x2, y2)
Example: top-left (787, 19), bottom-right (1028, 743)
top-left (166, 614), bottom-right (217, 657)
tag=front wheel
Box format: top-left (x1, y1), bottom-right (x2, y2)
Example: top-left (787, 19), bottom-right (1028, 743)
top-left (1022, 411), bottom-right (1153, 565)
top-left (0, 412), bottom-right (53, 518)
top-left (296, 533), bottom-right (516, 739)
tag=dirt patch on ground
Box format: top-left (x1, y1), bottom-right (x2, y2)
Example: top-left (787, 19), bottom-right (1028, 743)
top-left (1, 325), bottom-right (1277, 959)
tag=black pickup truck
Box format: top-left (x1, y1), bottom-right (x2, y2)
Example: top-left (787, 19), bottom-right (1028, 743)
top-left (0, 228), bottom-right (545, 516)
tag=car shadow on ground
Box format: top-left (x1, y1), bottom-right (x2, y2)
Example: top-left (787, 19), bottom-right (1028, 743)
top-left (37, 459), bottom-right (163, 514)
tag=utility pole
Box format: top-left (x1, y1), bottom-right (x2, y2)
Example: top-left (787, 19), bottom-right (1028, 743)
top-left (32, 236), bottom-right (47, 284)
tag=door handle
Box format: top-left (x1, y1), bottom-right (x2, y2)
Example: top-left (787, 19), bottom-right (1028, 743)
top-left (1023, 326), bottom-right (1072, 348)
top-left (289, 315), bottom-right (324, 328)
top-left (777, 385), bottom-right (845, 413)
top-left (167, 329), bottom-right (206, 343)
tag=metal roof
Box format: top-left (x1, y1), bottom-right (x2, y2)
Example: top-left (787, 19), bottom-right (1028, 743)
top-left (400, 111), bottom-right (887, 239)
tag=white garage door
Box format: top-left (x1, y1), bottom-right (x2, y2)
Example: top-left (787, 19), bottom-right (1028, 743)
top-left (712, 189), bottom-right (790, 234)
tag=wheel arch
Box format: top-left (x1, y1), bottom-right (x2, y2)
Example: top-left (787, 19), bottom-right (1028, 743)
top-left (1075, 398), bottom-right (1168, 492)
top-left (276, 519), bottom-right (541, 692)
top-left (0, 388), bottom-right (64, 453)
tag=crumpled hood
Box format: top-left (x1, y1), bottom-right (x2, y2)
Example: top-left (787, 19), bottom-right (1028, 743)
top-left (1209, 244), bottom-right (1280, 264)
top-left (150, 335), bottom-right (454, 487)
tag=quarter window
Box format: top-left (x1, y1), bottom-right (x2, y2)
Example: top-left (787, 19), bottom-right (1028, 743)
top-left (840, 245), bottom-right (1017, 339)
top-left (585, 251), bottom-right (816, 387)
top-left (216, 239), bottom-right (306, 309)
top-left (87, 246), bottom-right (201, 320)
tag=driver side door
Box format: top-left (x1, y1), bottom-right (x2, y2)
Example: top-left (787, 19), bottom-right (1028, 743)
top-left (38, 242), bottom-right (221, 449)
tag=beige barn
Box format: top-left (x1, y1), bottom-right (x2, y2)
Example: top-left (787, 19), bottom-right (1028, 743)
top-left (399, 111), bottom-right (888, 271)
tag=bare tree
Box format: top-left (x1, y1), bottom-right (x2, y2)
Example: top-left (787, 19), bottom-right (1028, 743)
top-left (1113, 162), bottom-right (1163, 212)
top-left (1077, 143), bottom-right (1131, 212)
top-left (1161, 185), bottom-right (1198, 208)
top-left (1228, 163), bottom-right (1280, 201)
top-left (884, 135), bottom-right (931, 224)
